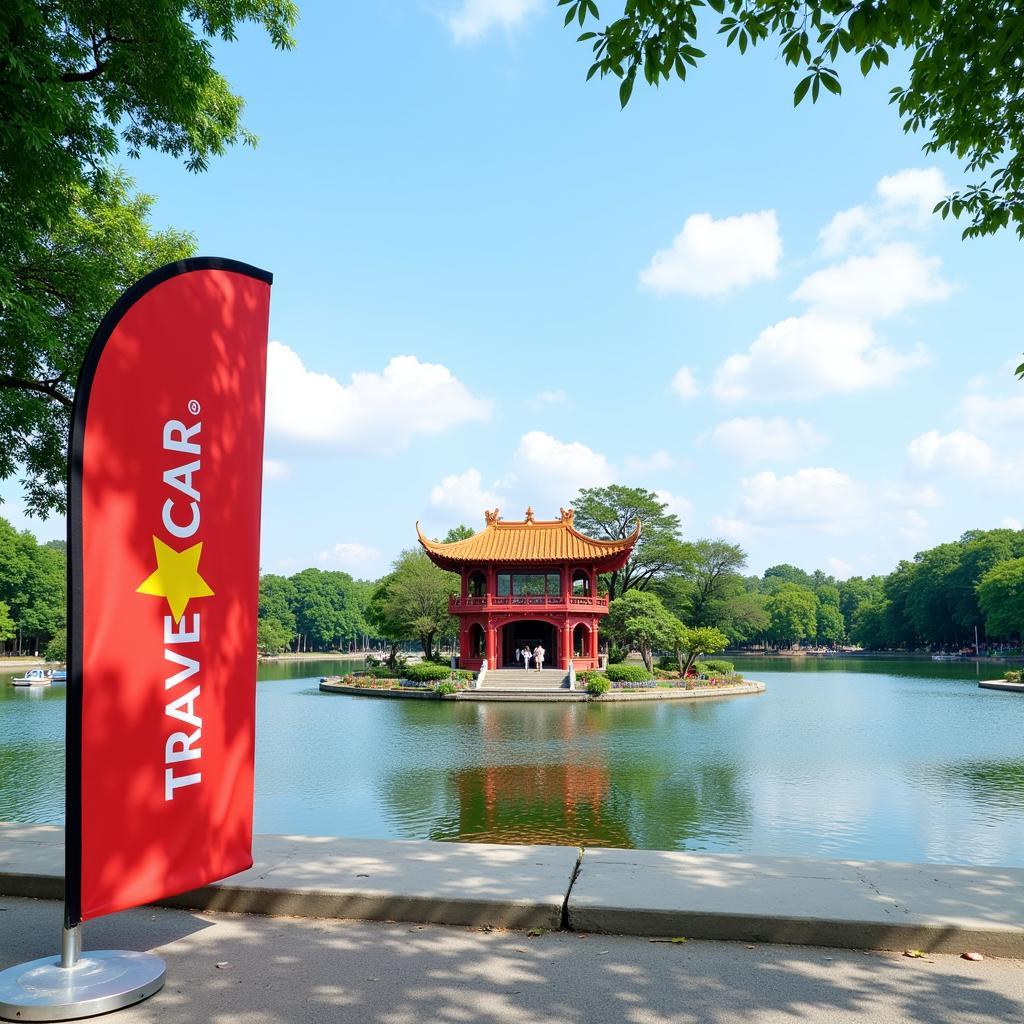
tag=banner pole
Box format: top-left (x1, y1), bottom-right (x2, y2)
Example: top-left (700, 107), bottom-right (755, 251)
top-left (60, 926), bottom-right (81, 970)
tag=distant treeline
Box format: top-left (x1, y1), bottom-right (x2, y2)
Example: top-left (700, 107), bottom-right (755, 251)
top-left (670, 529), bottom-right (1024, 651)
top-left (0, 517), bottom-right (66, 657)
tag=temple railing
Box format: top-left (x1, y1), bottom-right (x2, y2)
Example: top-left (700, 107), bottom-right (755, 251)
top-left (449, 594), bottom-right (609, 612)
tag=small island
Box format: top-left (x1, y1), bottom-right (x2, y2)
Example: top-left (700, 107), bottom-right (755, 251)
top-left (320, 505), bottom-right (765, 703)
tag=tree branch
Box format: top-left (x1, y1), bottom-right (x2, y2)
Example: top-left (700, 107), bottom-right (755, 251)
top-left (0, 375), bottom-right (73, 409)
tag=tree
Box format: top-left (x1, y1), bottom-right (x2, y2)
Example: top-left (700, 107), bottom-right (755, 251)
top-left (368, 550), bottom-right (457, 660)
top-left (816, 603), bottom-right (846, 647)
top-left (443, 525), bottom-right (476, 543)
top-left (0, 601), bottom-right (14, 646)
top-left (289, 569), bottom-right (363, 651)
top-left (258, 573), bottom-right (297, 649)
top-left (1, 0), bottom-right (296, 516)
top-left (671, 623), bottom-right (730, 675)
top-left (763, 564), bottom-right (815, 592)
top-left (256, 617), bottom-right (293, 655)
top-left (565, 1), bottom-right (1024, 241)
top-left (2, 2), bottom-right (297, 256)
top-left (715, 589), bottom-right (770, 645)
top-left (604, 589), bottom-right (678, 671)
top-left (765, 583), bottom-right (818, 648)
top-left (43, 626), bottom-right (66, 662)
top-left (572, 485), bottom-right (690, 600)
top-left (1, 173), bottom-right (196, 515)
top-left (659, 538), bottom-right (747, 625)
top-left (977, 558), bottom-right (1024, 640)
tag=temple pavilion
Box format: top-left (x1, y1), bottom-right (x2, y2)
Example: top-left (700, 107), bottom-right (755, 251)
top-left (416, 506), bottom-right (640, 671)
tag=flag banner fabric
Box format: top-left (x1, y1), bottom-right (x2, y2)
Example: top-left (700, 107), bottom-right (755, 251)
top-left (67, 258), bottom-right (272, 924)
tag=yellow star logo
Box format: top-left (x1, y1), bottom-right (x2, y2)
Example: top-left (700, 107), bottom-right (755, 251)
top-left (137, 536), bottom-right (214, 622)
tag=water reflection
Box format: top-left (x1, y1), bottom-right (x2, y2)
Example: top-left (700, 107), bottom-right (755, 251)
top-left (2, 657), bottom-right (1024, 865)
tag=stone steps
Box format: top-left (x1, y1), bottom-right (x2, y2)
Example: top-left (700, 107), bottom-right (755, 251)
top-left (480, 669), bottom-right (569, 690)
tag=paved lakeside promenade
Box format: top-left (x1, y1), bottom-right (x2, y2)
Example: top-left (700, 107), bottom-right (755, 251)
top-left (2, 895), bottom-right (1022, 1024)
top-left (3, 825), bottom-right (1023, 958)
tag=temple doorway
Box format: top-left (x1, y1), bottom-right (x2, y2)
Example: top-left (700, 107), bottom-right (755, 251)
top-left (502, 620), bottom-right (557, 667)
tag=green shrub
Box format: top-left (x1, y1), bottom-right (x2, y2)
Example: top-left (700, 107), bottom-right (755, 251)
top-left (434, 680), bottom-right (458, 695)
top-left (455, 669), bottom-right (474, 681)
top-left (696, 659), bottom-right (736, 676)
top-left (44, 628), bottom-right (66, 663)
top-left (605, 663), bottom-right (653, 682)
top-left (656, 654), bottom-right (676, 671)
top-left (586, 675), bottom-right (611, 696)
top-left (402, 663), bottom-right (454, 682)
top-left (361, 664), bottom-right (400, 679)
top-left (1004, 670), bottom-right (1023, 683)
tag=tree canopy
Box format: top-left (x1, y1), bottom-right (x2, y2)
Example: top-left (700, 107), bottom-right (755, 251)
top-left (1, 1), bottom-right (296, 516)
top-left (564, 0), bottom-right (1024, 240)
top-left (572, 485), bottom-right (690, 599)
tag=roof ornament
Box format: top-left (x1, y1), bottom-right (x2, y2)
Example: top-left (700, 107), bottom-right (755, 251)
top-left (524, 506), bottom-right (535, 524)
top-left (484, 507), bottom-right (501, 526)
top-left (560, 507), bottom-right (575, 525)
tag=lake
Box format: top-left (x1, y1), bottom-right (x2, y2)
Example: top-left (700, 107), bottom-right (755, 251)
top-left (2, 655), bottom-right (1023, 865)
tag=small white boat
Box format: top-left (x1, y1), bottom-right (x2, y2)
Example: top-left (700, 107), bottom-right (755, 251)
top-left (11, 668), bottom-right (52, 687)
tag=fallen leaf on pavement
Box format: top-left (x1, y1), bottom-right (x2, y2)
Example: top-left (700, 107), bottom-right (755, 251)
top-left (215, 962), bottom-right (229, 970)
top-left (903, 949), bottom-right (927, 959)
top-left (961, 951), bottom-right (984, 961)
top-left (527, 928), bottom-right (545, 938)
top-left (649, 937), bottom-right (688, 944)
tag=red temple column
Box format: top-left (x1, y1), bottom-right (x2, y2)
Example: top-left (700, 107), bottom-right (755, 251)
top-left (561, 622), bottom-right (572, 670)
top-left (485, 621), bottom-right (496, 668)
top-left (590, 618), bottom-right (599, 665)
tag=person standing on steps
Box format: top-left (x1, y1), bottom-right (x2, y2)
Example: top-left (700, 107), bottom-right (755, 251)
top-left (534, 644), bottom-right (545, 672)
top-left (522, 645), bottom-right (532, 671)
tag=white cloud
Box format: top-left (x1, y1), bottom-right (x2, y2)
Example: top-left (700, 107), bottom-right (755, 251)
top-left (1002, 517), bottom-right (1023, 530)
top-left (655, 489), bottom-right (693, 525)
top-left (529, 389), bottom-right (569, 409)
top-left (263, 458), bottom-right (290, 480)
top-left (876, 168), bottom-right (950, 219)
top-left (819, 167), bottom-right (951, 256)
top-left (670, 366), bottom-right (699, 399)
top-left (959, 392), bottom-right (1024, 440)
top-left (446, 0), bottom-right (541, 42)
top-left (712, 314), bottom-right (928, 401)
top-left (907, 430), bottom-right (994, 478)
top-left (709, 514), bottom-right (760, 543)
top-left (898, 509), bottom-right (930, 546)
top-left (737, 467), bottom-right (868, 536)
top-left (318, 542), bottom-right (382, 574)
top-left (507, 431), bottom-right (613, 499)
top-left (879, 482), bottom-right (942, 509)
top-left (266, 342), bottom-right (490, 454)
top-left (709, 417), bottom-right (825, 461)
top-left (624, 450), bottom-right (675, 475)
top-left (792, 243), bottom-right (950, 320)
top-left (826, 557), bottom-right (855, 580)
top-left (430, 468), bottom-right (502, 519)
top-left (639, 210), bottom-right (781, 297)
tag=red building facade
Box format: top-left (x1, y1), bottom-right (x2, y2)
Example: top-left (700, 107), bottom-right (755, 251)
top-left (417, 507), bottom-right (639, 671)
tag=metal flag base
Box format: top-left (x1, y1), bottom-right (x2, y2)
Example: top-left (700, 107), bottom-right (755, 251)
top-left (0, 928), bottom-right (165, 1022)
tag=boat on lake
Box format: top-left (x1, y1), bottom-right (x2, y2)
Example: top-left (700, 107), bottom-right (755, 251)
top-left (11, 668), bottom-right (52, 686)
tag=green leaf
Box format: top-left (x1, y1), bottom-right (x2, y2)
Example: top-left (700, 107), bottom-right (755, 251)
top-left (821, 72), bottom-right (841, 96)
top-left (619, 74), bottom-right (634, 107)
top-left (793, 76), bottom-right (811, 106)
top-left (1015, 359), bottom-right (1024, 381)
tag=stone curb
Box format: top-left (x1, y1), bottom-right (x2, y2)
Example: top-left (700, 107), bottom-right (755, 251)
top-left (319, 679), bottom-right (767, 703)
top-left (3, 825), bottom-right (1022, 956)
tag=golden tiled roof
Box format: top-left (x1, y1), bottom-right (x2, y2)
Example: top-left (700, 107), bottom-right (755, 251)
top-left (417, 507), bottom-right (640, 568)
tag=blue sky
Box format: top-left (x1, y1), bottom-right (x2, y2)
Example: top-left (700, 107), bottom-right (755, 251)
top-left (5, 0), bottom-right (1024, 581)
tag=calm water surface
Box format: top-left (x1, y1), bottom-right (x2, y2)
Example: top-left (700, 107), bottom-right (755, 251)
top-left (2, 656), bottom-right (1023, 865)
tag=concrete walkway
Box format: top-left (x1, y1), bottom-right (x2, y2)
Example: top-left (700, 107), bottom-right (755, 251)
top-left (2, 896), bottom-right (1022, 1024)
top-left (3, 824), bottom-right (1024, 957)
